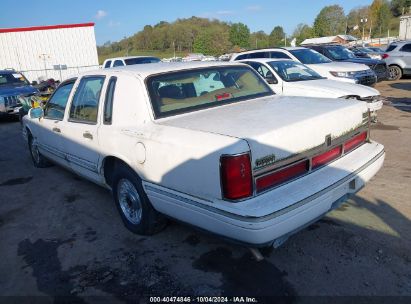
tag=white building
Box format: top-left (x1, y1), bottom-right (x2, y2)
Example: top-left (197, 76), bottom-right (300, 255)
top-left (300, 35), bottom-right (357, 46)
top-left (0, 23), bottom-right (99, 82)
top-left (399, 15), bottom-right (411, 41)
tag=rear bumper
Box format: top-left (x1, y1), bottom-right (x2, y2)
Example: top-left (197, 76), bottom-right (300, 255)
top-left (144, 142), bottom-right (385, 246)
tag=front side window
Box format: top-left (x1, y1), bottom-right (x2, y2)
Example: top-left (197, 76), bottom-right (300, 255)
top-left (146, 66), bottom-right (273, 118)
top-left (289, 49), bottom-right (332, 64)
top-left (246, 62), bottom-right (274, 78)
top-left (113, 60), bottom-right (125, 67)
top-left (69, 76), bottom-right (105, 123)
top-left (124, 57), bottom-right (161, 65)
top-left (44, 80), bottom-right (75, 120)
top-left (267, 61), bottom-right (323, 82)
top-left (400, 44), bottom-right (411, 52)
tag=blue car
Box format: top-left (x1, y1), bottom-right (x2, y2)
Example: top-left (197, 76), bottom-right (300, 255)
top-left (0, 70), bottom-right (38, 119)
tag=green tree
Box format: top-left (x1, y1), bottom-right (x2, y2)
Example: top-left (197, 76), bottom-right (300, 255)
top-left (292, 23), bottom-right (313, 45)
top-left (269, 26), bottom-right (285, 47)
top-left (249, 31), bottom-right (270, 48)
top-left (390, 0), bottom-right (411, 16)
top-left (229, 23), bottom-right (250, 48)
top-left (313, 5), bottom-right (346, 36)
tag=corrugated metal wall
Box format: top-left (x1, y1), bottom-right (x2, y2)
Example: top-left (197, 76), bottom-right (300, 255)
top-left (0, 25), bottom-right (100, 82)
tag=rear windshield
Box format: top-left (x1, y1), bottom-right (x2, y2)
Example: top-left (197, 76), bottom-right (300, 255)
top-left (326, 46), bottom-right (356, 60)
top-left (146, 66), bottom-right (273, 118)
top-left (125, 57), bottom-right (161, 65)
top-left (289, 49), bottom-right (332, 64)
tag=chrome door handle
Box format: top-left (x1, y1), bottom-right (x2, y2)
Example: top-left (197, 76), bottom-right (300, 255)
top-left (52, 127), bottom-right (61, 133)
top-left (83, 131), bottom-right (93, 140)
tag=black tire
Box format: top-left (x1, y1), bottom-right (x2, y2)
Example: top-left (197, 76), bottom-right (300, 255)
top-left (28, 133), bottom-right (50, 168)
top-left (112, 162), bottom-right (167, 235)
top-left (388, 65), bottom-right (402, 81)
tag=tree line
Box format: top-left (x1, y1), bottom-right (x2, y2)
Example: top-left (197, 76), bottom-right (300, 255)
top-left (98, 0), bottom-right (411, 58)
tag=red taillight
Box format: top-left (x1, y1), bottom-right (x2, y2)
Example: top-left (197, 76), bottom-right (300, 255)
top-left (382, 53), bottom-right (389, 59)
top-left (220, 153), bottom-right (253, 200)
top-left (256, 160), bottom-right (309, 193)
top-left (312, 146), bottom-right (342, 169)
top-left (344, 132), bottom-right (367, 153)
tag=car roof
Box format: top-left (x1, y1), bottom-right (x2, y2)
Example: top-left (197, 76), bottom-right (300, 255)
top-left (237, 58), bottom-right (293, 64)
top-left (78, 61), bottom-right (249, 79)
top-left (103, 56), bottom-right (159, 62)
top-left (233, 47), bottom-right (306, 55)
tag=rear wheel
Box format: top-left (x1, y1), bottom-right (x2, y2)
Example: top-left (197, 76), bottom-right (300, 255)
top-left (112, 163), bottom-right (166, 235)
top-left (28, 133), bottom-right (50, 168)
top-left (388, 65), bottom-right (402, 80)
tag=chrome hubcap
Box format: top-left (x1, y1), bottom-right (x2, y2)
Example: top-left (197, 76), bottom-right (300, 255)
top-left (117, 178), bottom-right (142, 225)
top-left (31, 140), bottom-right (40, 164)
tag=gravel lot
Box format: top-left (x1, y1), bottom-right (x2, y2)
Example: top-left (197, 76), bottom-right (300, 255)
top-left (0, 79), bottom-right (410, 303)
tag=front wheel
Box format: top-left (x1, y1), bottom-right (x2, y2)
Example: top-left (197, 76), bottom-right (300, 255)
top-left (28, 134), bottom-right (50, 168)
top-left (388, 65), bottom-right (402, 81)
top-left (112, 163), bottom-right (167, 235)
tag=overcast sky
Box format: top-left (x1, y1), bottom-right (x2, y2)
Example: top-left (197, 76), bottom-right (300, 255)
top-left (1, 0), bottom-right (373, 45)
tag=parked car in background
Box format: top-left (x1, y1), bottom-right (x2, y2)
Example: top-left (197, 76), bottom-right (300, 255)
top-left (230, 47), bottom-right (377, 86)
top-left (350, 47), bottom-right (383, 60)
top-left (23, 62), bottom-right (385, 247)
top-left (383, 41), bottom-right (411, 80)
top-left (238, 58), bottom-right (383, 118)
top-left (366, 47), bottom-right (385, 54)
top-left (0, 70), bottom-right (38, 118)
top-left (102, 56), bottom-right (161, 68)
top-left (306, 45), bottom-right (388, 82)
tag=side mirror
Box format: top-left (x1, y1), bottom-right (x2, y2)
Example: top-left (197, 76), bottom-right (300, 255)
top-left (265, 76), bottom-right (278, 84)
top-left (28, 107), bottom-right (44, 119)
top-left (31, 81), bottom-right (38, 86)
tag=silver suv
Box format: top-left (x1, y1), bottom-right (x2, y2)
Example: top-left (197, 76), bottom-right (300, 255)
top-left (383, 41), bottom-right (411, 80)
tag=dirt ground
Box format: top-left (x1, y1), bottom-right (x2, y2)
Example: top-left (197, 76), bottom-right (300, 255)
top-left (0, 78), bottom-right (410, 303)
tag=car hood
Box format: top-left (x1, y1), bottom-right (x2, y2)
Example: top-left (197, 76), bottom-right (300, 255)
top-left (158, 96), bottom-right (368, 167)
top-left (339, 58), bottom-right (385, 66)
top-left (306, 62), bottom-right (370, 78)
top-left (0, 85), bottom-right (38, 97)
top-left (283, 79), bottom-right (380, 98)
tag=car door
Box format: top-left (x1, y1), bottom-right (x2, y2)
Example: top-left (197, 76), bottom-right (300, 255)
top-left (34, 79), bottom-right (76, 166)
top-left (399, 43), bottom-right (411, 69)
top-left (64, 75), bottom-right (106, 183)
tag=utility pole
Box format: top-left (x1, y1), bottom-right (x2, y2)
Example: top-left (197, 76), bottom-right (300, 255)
top-left (39, 53), bottom-right (50, 79)
top-left (360, 18), bottom-right (368, 46)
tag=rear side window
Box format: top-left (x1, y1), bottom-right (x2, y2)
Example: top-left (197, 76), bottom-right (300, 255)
top-left (400, 44), bottom-right (411, 52)
top-left (248, 52), bottom-right (270, 59)
top-left (44, 80), bottom-right (75, 120)
top-left (104, 60), bottom-right (112, 68)
top-left (103, 77), bottom-right (117, 124)
top-left (113, 60), bottom-right (124, 67)
top-left (385, 44), bottom-right (397, 52)
top-left (124, 57), bottom-right (161, 65)
top-left (234, 54), bottom-right (247, 60)
top-left (69, 76), bottom-right (105, 123)
top-left (269, 51), bottom-right (291, 59)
